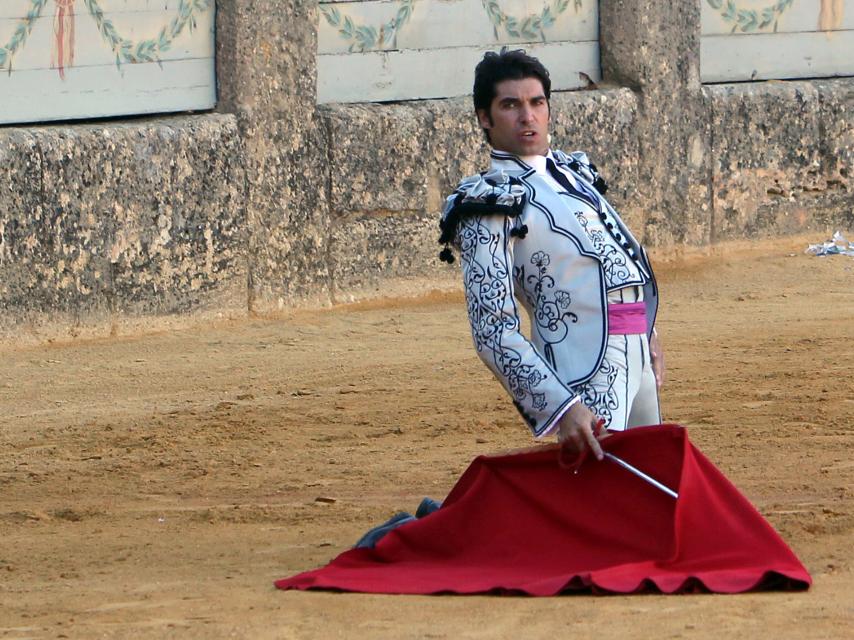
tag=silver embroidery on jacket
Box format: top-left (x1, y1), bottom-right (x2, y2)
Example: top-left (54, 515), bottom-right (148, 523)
top-left (513, 251), bottom-right (578, 370)
top-left (458, 216), bottom-right (548, 415)
top-left (573, 211), bottom-right (632, 289)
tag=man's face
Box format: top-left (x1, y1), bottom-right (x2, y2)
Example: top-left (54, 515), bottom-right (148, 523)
top-left (478, 77), bottom-right (550, 157)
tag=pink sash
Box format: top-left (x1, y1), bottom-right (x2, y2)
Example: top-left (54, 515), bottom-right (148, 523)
top-left (608, 302), bottom-right (647, 335)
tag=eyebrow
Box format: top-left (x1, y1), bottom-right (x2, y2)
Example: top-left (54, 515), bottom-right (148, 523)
top-left (497, 94), bottom-right (547, 104)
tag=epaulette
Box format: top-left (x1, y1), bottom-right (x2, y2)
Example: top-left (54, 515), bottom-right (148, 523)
top-left (437, 169), bottom-right (527, 264)
top-left (553, 149), bottom-right (608, 195)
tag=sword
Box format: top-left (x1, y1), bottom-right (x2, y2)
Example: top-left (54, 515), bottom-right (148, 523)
top-left (603, 452), bottom-right (679, 499)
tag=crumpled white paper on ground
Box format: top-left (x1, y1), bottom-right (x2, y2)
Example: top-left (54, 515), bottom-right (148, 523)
top-left (805, 231), bottom-right (854, 257)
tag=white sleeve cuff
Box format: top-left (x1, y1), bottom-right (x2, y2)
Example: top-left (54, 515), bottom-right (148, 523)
top-left (535, 395), bottom-right (581, 439)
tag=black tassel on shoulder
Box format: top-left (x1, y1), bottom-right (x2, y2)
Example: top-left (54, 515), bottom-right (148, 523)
top-left (437, 176), bottom-right (526, 265)
top-left (592, 176), bottom-right (608, 195)
top-left (510, 224), bottom-right (528, 239)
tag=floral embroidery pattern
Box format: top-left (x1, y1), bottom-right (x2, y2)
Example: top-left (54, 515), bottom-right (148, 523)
top-left (458, 216), bottom-right (549, 422)
top-left (573, 211), bottom-right (632, 289)
top-left (575, 357), bottom-right (620, 427)
top-left (514, 250), bottom-right (577, 369)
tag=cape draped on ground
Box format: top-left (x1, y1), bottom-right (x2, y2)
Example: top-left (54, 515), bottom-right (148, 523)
top-left (275, 425), bottom-right (810, 595)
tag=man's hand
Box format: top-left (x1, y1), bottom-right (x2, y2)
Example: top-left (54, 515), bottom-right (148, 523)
top-left (557, 401), bottom-right (605, 461)
top-left (650, 329), bottom-right (666, 391)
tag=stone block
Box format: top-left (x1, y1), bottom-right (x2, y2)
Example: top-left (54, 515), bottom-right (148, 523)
top-left (242, 114), bottom-right (332, 309)
top-left (217, 0), bottom-right (333, 310)
top-left (323, 103), bottom-right (435, 215)
top-left (599, 1), bottom-right (707, 247)
top-left (817, 79), bottom-right (854, 190)
top-left (600, 0), bottom-right (701, 90)
top-left (0, 130), bottom-right (58, 328)
top-left (0, 115), bottom-right (246, 340)
top-left (322, 97), bottom-right (484, 295)
top-left (708, 82), bottom-right (829, 238)
top-left (424, 97), bottom-right (491, 198)
top-left (328, 213), bottom-right (445, 299)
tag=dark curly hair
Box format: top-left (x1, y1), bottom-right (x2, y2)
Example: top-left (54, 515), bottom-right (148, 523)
top-left (473, 48), bottom-right (551, 143)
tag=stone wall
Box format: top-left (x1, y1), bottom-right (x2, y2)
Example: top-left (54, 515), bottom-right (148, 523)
top-left (0, 0), bottom-right (851, 343)
top-left (707, 80), bottom-right (854, 240)
top-left (0, 115), bottom-right (245, 341)
top-left (216, 0), bottom-right (333, 311)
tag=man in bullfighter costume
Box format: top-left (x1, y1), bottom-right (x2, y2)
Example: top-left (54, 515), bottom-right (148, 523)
top-left (439, 49), bottom-right (665, 461)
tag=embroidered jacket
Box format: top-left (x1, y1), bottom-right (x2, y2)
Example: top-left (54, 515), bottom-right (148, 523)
top-left (440, 150), bottom-right (658, 436)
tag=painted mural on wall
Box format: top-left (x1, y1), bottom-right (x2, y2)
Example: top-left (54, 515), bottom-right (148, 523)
top-left (0, 0), bottom-right (216, 124)
top-left (316, 0), bottom-right (599, 104)
top-left (321, 0), bottom-right (584, 53)
top-left (701, 0), bottom-right (852, 81)
top-left (704, 0), bottom-right (796, 33)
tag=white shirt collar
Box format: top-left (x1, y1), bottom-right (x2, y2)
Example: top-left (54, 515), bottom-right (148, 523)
top-left (489, 149), bottom-right (576, 186)
top-left (519, 153), bottom-right (549, 175)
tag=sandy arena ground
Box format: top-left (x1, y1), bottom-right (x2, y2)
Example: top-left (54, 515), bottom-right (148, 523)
top-left (1, 236), bottom-right (853, 639)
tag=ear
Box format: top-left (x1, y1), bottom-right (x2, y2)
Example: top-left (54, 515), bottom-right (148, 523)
top-left (476, 108), bottom-right (493, 130)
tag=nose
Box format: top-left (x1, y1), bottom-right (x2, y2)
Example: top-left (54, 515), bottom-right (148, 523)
top-left (519, 104), bottom-right (535, 123)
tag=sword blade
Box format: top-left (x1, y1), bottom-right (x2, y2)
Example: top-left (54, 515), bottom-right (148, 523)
top-left (603, 452), bottom-right (679, 499)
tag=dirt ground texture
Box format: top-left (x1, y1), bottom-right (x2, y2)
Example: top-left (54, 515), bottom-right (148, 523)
top-left (1, 236), bottom-right (853, 639)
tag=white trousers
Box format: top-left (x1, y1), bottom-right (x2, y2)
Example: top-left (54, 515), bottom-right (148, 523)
top-left (575, 332), bottom-right (661, 431)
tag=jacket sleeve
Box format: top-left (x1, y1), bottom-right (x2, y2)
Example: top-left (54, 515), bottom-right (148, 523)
top-left (456, 212), bottom-right (579, 437)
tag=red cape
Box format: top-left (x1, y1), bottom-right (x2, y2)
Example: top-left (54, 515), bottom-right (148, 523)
top-left (276, 425), bottom-right (810, 595)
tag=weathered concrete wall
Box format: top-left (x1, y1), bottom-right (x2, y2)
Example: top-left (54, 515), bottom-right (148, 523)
top-left (600, 0), bottom-right (709, 246)
top-left (0, 115), bottom-right (245, 341)
top-left (216, 0), bottom-right (332, 311)
top-left (0, 0), bottom-right (851, 343)
top-left (322, 99), bottom-right (480, 299)
top-left (708, 80), bottom-right (854, 240)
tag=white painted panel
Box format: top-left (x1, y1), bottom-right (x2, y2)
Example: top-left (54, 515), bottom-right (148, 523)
top-left (701, 29), bottom-right (854, 82)
top-left (701, 0), bottom-right (854, 36)
top-left (0, 0), bottom-right (196, 19)
top-left (316, 0), bottom-right (600, 103)
top-left (319, 0), bottom-right (597, 54)
top-left (318, 41), bottom-right (600, 103)
top-left (0, 58), bottom-right (215, 124)
top-left (0, 9), bottom-right (214, 71)
top-left (0, 0), bottom-right (215, 124)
